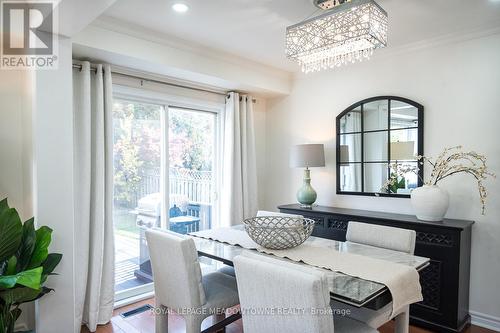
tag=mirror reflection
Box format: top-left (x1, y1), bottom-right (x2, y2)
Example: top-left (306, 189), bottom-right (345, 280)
top-left (339, 134), bottom-right (361, 163)
top-left (336, 97), bottom-right (423, 197)
top-left (363, 100), bottom-right (388, 131)
top-left (364, 132), bottom-right (388, 162)
top-left (364, 163), bottom-right (388, 193)
top-left (339, 107), bottom-right (361, 133)
top-left (390, 101), bottom-right (418, 129)
top-left (340, 164), bottom-right (362, 192)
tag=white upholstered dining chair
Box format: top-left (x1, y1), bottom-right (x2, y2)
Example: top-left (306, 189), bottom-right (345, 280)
top-left (332, 221), bottom-right (417, 333)
top-left (256, 210), bottom-right (303, 218)
top-left (145, 229), bottom-right (240, 333)
top-left (234, 251), bottom-right (378, 333)
top-left (346, 221), bottom-right (416, 254)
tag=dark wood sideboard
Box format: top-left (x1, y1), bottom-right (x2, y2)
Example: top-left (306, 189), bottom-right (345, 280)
top-left (278, 204), bottom-right (474, 333)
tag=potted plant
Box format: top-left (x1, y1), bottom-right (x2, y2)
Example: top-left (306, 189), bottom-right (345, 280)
top-left (0, 198), bottom-right (62, 333)
top-left (382, 146), bottom-right (495, 221)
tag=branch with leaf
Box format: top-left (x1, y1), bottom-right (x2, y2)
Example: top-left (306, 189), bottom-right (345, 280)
top-left (381, 164), bottom-right (421, 194)
top-left (0, 198), bottom-right (62, 333)
top-left (381, 146), bottom-right (496, 214)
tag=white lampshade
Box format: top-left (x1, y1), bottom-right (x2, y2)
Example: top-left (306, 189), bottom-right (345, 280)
top-left (391, 141), bottom-right (415, 160)
top-left (290, 144), bottom-right (325, 168)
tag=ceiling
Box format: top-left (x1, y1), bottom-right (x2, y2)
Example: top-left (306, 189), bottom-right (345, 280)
top-left (101, 0), bottom-right (500, 72)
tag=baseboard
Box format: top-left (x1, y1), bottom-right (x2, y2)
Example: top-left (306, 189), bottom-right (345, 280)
top-left (470, 311), bottom-right (500, 332)
top-left (14, 322), bottom-right (29, 331)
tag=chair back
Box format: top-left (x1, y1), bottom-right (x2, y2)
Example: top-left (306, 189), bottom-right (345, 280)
top-left (234, 252), bottom-right (334, 333)
top-left (256, 210), bottom-right (303, 218)
top-left (346, 221), bottom-right (416, 254)
top-left (145, 229), bottom-right (206, 309)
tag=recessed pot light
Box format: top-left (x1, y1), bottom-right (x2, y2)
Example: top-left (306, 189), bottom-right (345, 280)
top-left (172, 3), bottom-right (189, 13)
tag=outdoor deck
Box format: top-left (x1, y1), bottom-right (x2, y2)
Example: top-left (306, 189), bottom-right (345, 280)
top-left (115, 233), bottom-right (149, 292)
top-left (114, 168), bottom-right (214, 292)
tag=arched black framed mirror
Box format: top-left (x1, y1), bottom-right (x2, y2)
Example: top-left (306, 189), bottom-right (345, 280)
top-left (336, 96), bottom-right (424, 197)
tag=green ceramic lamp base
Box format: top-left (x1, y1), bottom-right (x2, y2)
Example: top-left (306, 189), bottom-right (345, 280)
top-left (296, 167), bottom-right (317, 207)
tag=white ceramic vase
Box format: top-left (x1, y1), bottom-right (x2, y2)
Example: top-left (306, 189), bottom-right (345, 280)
top-left (411, 185), bottom-right (449, 221)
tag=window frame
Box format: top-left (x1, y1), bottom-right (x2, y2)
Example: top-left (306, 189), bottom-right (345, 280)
top-left (113, 84), bottom-right (224, 225)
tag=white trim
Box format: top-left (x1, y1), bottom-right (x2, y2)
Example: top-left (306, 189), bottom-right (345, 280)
top-left (213, 102), bottom-right (223, 229)
top-left (114, 291), bottom-right (155, 309)
top-left (160, 106), bottom-right (169, 230)
top-left (115, 282), bottom-right (154, 303)
top-left (470, 311), bottom-right (500, 332)
top-left (377, 24), bottom-right (500, 58)
top-left (111, 65), bottom-right (229, 96)
top-left (113, 84), bottom-right (225, 114)
top-left (14, 323), bottom-right (29, 331)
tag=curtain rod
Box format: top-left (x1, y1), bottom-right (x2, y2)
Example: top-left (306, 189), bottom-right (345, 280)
top-left (72, 63), bottom-right (257, 103)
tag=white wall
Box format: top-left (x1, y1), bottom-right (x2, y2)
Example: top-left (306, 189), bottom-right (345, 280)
top-left (0, 35), bottom-right (76, 333)
top-left (264, 33), bottom-right (500, 325)
top-left (0, 64), bottom-right (35, 332)
top-left (0, 70), bottom-right (33, 219)
top-left (33, 36), bottom-right (77, 333)
top-left (0, 37), bottom-right (76, 333)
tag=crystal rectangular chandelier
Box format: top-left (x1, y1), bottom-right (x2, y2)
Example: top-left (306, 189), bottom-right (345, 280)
top-left (285, 0), bottom-right (388, 73)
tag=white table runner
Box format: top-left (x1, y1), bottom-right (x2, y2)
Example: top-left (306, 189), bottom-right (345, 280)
top-left (191, 227), bottom-right (423, 316)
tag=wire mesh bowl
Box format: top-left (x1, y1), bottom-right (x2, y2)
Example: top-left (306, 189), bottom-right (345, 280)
top-left (243, 216), bottom-right (315, 250)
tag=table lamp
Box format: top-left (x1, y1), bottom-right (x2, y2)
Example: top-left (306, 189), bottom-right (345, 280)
top-left (390, 141), bottom-right (415, 193)
top-left (390, 141), bottom-right (415, 161)
top-left (290, 144), bottom-right (325, 208)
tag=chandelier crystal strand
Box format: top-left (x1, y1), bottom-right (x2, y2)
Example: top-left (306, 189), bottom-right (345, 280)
top-left (286, 0), bottom-right (387, 73)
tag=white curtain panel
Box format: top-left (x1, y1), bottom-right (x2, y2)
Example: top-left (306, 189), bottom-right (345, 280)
top-left (73, 61), bottom-right (115, 331)
top-left (220, 92), bottom-right (258, 227)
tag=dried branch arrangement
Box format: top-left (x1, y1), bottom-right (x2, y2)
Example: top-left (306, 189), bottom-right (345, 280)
top-left (382, 146), bottom-right (495, 214)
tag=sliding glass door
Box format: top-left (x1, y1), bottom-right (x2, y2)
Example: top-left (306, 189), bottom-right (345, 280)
top-left (112, 97), bottom-right (219, 301)
top-left (168, 107), bottom-right (217, 234)
top-left (112, 99), bottom-right (162, 297)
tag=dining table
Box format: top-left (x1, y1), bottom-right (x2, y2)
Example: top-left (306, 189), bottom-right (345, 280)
top-left (189, 225), bottom-right (430, 311)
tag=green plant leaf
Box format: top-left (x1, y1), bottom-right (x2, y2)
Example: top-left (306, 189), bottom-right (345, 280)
top-left (42, 253), bottom-right (62, 275)
top-left (0, 267), bottom-right (42, 290)
top-left (0, 313), bottom-right (5, 333)
top-left (0, 275), bottom-right (17, 289)
top-left (16, 267), bottom-right (43, 289)
top-left (0, 286), bottom-right (50, 305)
top-left (17, 218), bottom-right (36, 271)
top-left (5, 256), bottom-right (17, 276)
top-left (26, 286), bottom-right (53, 303)
top-left (0, 198), bottom-right (9, 215)
top-left (5, 306), bottom-right (21, 333)
top-left (27, 226), bottom-right (52, 269)
top-left (0, 208), bottom-right (23, 263)
top-left (9, 307), bottom-right (21, 321)
top-left (40, 253), bottom-right (62, 283)
top-left (0, 262), bottom-right (5, 277)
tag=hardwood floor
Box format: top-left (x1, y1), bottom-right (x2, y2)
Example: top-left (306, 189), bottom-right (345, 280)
top-left (81, 298), bottom-right (497, 333)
